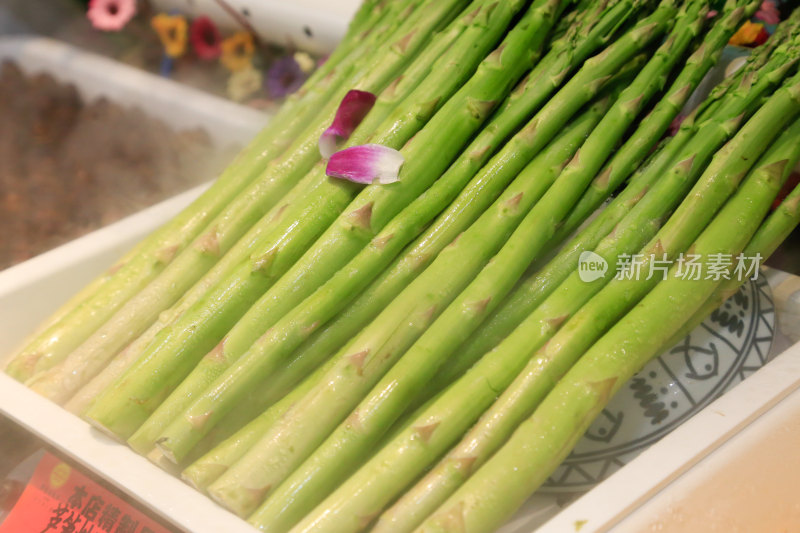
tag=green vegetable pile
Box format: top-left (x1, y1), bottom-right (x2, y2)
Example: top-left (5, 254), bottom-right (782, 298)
top-left (7, 0), bottom-right (800, 531)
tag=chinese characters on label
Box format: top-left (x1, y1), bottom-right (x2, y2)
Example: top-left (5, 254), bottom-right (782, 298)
top-left (0, 453), bottom-right (168, 533)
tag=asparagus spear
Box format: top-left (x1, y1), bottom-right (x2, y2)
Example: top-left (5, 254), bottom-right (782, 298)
top-left (416, 115), bottom-right (800, 533)
top-left (665, 179), bottom-right (800, 346)
top-left (181, 352), bottom-right (340, 491)
top-left (3, 0), bottom-right (414, 382)
top-left (178, 93), bottom-right (620, 492)
top-left (694, 7), bottom-right (800, 122)
top-left (108, 0), bottom-right (549, 448)
top-left (251, 6), bottom-right (714, 531)
top-left (162, 2), bottom-right (672, 476)
top-left (412, 71), bottom-right (800, 532)
top-left (6, 2), bottom-right (391, 359)
top-left (29, 0), bottom-right (480, 406)
top-left (290, 34), bottom-right (800, 533)
top-left (437, 18), bottom-right (797, 385)
top-left (212, 19), bottom-right (665, 522)
top-left (432, 60), bottom-right (800, 395)
top-left (137, 0), bottom-right (640, 458)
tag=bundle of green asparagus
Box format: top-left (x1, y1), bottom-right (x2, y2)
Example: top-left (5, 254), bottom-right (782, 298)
top-left (6, 0), bottom-right (800, 531)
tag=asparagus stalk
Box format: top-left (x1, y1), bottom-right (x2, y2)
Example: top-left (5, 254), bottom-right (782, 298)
top-left (120, 0), bottom-right (534, 454)
top-left (416, 116), bottom-right (800, 533)
top-left (256, 6), bottom-right (718, 531)
top-left (11, 0), bottom-right (394, 352)
top-left (183, 92), bottom-right (624, 494)
top-left (181, 351), bottom-right (340, 491)
top-left (436, 22), bottom-right (799, 386)
top-left (3, 0), bottom-right (414, 382)
top-left (166, 2), bottom-right (671, 479)
top-left (239, 0), bottom-right (642, 450)
top-left (29, 0), bottom-right (479, 406)
top-left (144, 0), bottom-right (639, 457)
top-left (665, 179), bottom-right (800, 346)
top-left (694, 7), bottom-right (800, 122)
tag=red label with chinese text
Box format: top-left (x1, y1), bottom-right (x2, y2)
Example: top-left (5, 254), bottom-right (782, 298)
top-left (0, 452), bottom-right (171, 533)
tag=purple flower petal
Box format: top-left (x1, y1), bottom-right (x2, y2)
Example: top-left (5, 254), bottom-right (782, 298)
top-left (319, 90), bottom-right (377, 159)
top-left (326, 144), bottom-right (404, 185)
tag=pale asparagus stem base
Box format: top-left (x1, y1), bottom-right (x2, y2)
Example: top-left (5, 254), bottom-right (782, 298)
top-left (181, 355), bottom-right (338, 491)
top-left (3, 0), bottom-right (410, 384)
top-left (124, 0), bottom-right (521, 456)
top-left (416, 115), bottom-right (800, 533)
top-left (61, 1), bottom-right (420, 414)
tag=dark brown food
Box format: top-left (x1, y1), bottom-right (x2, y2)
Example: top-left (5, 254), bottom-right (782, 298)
top-left (0, 60), bottom-right (237, 270)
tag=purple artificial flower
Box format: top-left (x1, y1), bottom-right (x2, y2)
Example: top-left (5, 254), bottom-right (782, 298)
top-left (265, 55), bottom-right (307, 98)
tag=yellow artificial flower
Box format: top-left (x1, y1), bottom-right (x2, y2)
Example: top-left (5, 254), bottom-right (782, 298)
top-left (227, 67), bottom-right (263, 102)
top-left (151, 14), bottom-right (188, 58)
top-left (220, 32), bottom-right (256, 72)
top-left (729, 21), bottom-right (765, 47)
top-left (293, 51), bottom-right (316, 74)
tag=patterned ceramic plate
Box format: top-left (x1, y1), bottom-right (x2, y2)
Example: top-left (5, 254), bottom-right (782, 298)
top-left (542, 275), bottom-right (775, 492)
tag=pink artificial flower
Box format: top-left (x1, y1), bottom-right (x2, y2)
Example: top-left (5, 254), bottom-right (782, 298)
top-left (326, 144), bottom-right (404, 185)
top-left (190, 16), bottom-right (222, 60)
top-left (319, 90), bottom-right (377, 159)
top-left (755, 1), bottom-right (781, 25)
top-left (87, 0), bottom-right (137, 32)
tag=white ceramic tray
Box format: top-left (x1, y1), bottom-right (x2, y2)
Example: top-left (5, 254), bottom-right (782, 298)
top-left (2, 182), bottom-right (799, 533)
top-left (0, 36), bottom-right (268, 148)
